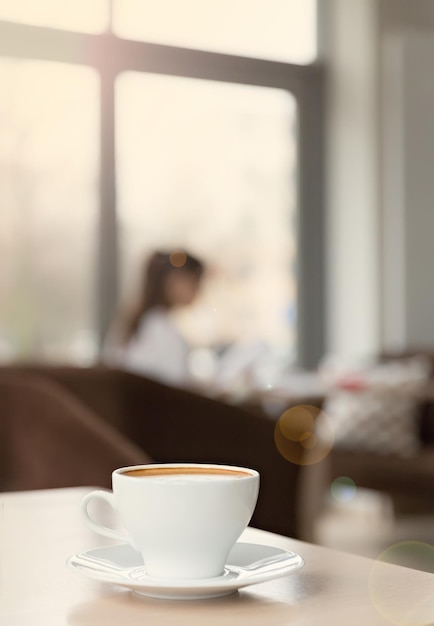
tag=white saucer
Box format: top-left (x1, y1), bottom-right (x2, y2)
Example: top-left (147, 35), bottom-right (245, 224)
top-left (67, 541), bottom-right (304, 600)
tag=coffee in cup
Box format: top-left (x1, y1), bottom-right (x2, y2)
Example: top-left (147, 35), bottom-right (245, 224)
top-left (80, 463), bottom-right (259, 580)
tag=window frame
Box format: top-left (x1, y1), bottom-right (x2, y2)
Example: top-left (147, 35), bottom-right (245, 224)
top-left (0, 19), bottom-right (324, 368)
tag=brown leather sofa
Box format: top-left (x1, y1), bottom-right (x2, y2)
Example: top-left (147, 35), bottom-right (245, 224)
top-left (0, 372), bottom-right (149, 492)
top-left (7, 354), bottom-right (432, 539)
top-left (0, 365), bottom-right (309, 540)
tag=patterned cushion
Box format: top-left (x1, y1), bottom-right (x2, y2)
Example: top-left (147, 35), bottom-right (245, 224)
top-left (323, 358), bottom-right (430, 458)
top-left (325, 388), bottom-right (421, 457)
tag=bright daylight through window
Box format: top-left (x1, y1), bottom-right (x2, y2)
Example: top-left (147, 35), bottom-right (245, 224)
top-left (116, 73), bottom-right (297, 361)
top-left (0, 1), bottom-right (318, 368)
top-left (0, 59), bottom-right (99, 361)
top-left (113, 0), bottom-right (316, 64)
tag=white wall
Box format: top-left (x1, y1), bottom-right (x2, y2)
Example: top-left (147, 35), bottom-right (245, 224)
top-left (323, 0), bottom-right (434, 357)
top-left (322, 0), bottom-right (381, 358)
top-left (382, 32), bottom-right (434, 349)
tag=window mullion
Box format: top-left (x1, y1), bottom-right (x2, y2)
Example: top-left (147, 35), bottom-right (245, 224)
top-left (97, 67), bottom-right (118, 346)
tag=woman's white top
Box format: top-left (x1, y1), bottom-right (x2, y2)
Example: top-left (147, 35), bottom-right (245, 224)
top-left (105, 309), bottom-right (191, 387)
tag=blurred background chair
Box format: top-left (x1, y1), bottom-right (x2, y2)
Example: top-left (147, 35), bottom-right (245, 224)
top-left (0, 372), bottom-right (149, 492)
top-left (0, 364), bottom-right (311, 540)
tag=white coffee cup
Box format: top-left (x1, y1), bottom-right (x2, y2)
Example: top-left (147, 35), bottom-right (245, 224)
top-left (80, 463), bottom-right (260, 580)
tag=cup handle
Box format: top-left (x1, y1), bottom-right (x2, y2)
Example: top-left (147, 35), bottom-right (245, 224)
top-left (80, 490), bottom-right (128, 543)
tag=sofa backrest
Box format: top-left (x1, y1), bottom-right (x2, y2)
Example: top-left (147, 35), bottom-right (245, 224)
top-left (0, 364), bottom-right (304, 538)
top-left (0, 371), bottom-right (148, 492)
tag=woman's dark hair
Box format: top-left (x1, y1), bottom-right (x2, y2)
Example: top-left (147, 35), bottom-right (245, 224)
top-left (121, 250), bottom-right (204, 343)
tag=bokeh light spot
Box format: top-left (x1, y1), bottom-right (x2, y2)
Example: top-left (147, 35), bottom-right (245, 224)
top-left (369, 542), bottom-right (434, 625)
top-left (274, 404), bottom-right (334, 465)
top-left (169, 250), bottom-right (187, 268)
top-left (278, 405), bottom-right (314, 442)
top-left (330, 476), bottom-right (357, 503)
top-left (299, 431), bottom-right (312, 442)
top-left (376, 541), bottom-right (434, 574)
top-left (301, 433), bottom-right (317, 449)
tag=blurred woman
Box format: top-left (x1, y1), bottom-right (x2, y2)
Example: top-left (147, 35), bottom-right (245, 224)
top-left (104, 250), bottom-right (205, 387)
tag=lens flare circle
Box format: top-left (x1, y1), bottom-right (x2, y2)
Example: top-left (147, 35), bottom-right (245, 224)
top-left (330, 476), bottom-right (357, 503)
top-left (369, 541), bottom-right (434, 625)
top-left (274, 404), bottom-right (334, 466)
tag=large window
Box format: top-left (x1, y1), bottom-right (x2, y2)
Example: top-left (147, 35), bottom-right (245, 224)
top-left (116, 73), bottom-right (297, 353)
top-left (0, 59), bottom-right (99, 362)
top-left (0, 2), bottom-right (322, 366)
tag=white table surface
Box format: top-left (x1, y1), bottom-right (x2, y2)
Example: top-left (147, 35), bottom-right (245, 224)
top-left (1, 487), bottom-right (434, 625)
